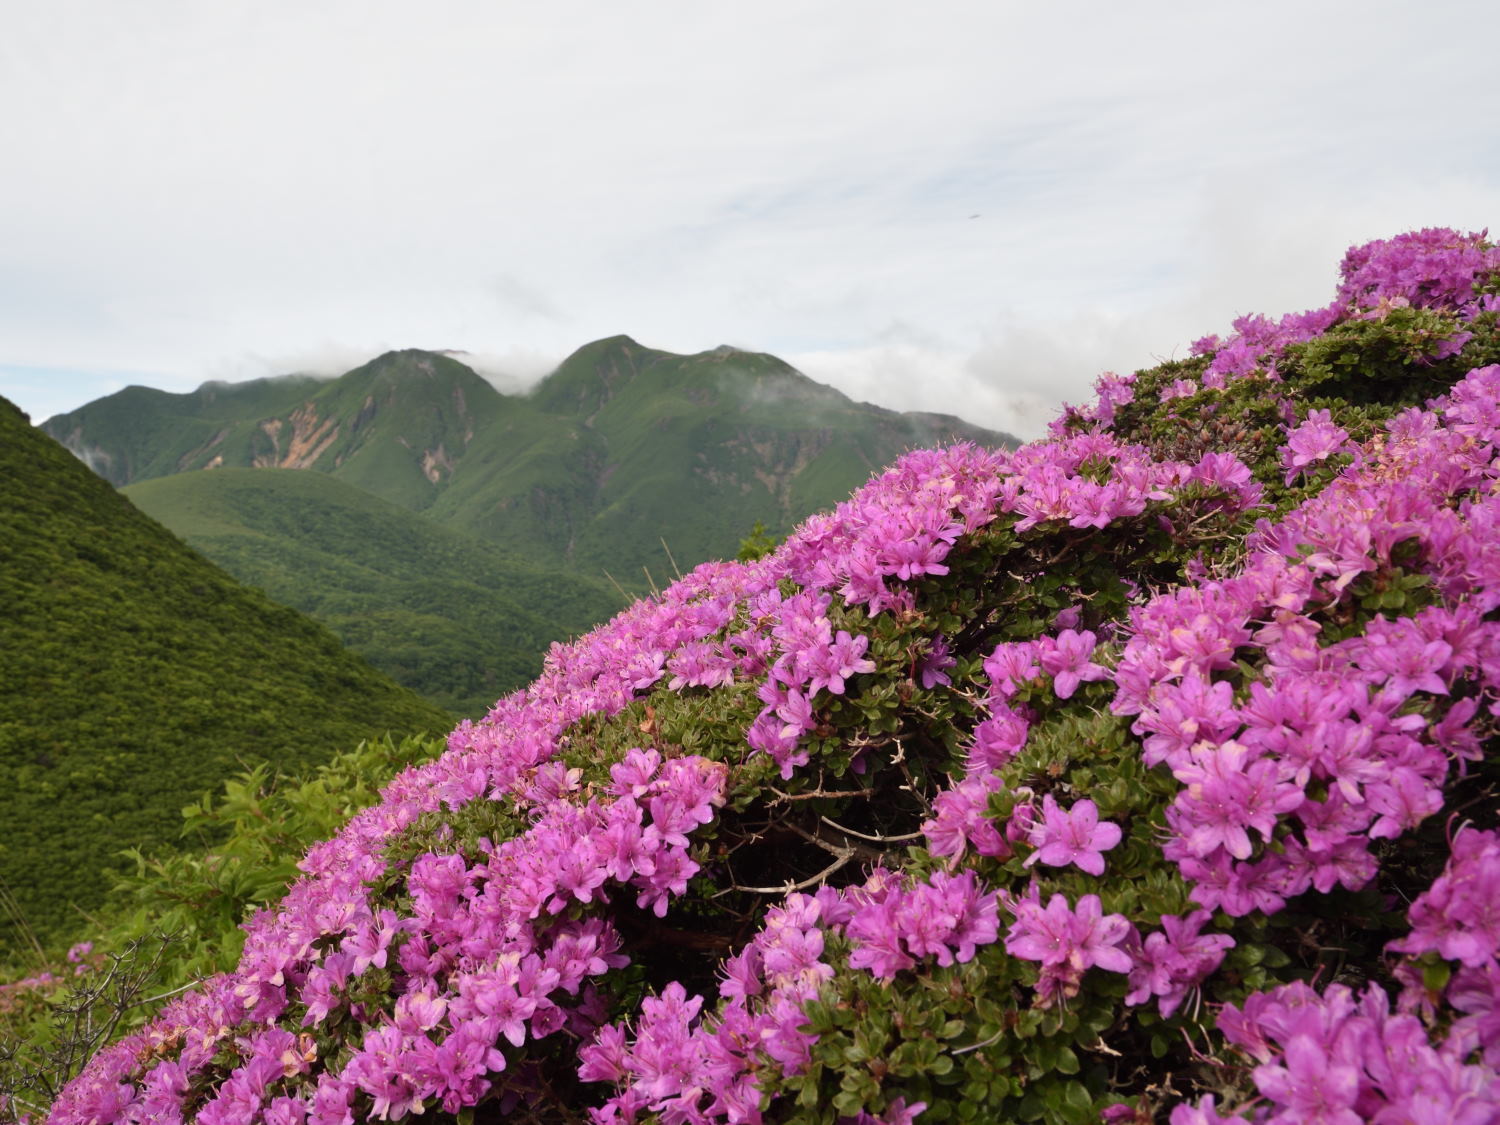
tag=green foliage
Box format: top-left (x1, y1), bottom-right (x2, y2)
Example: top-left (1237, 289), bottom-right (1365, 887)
top-left (0, 398), bottom-right (449, 951)
top-left (109, 732), bottom-right (448, 989)
top-left (1284, 306), bottom-right (1500, 405)
top-left (1140, 378), bottom-right (1284, 488)
top-left (123, 469), bottom-right (623, 717)
top-left (0, 733), bottom-right (444, 1113)
top-left (736, 520), bottom-right (780, 562)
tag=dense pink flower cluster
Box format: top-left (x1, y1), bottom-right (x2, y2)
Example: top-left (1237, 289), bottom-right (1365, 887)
top-left (1079, 228), bottom-right (1499, 420)
top-left (1003, 890), bottom-right (1133, 1007)
top-left (1058, 231), bottom-right (1498, 440)
top-left (780, 446), bottom-right (1010, 614)
top-left (1280, 408), bottom-right (1352, 485)
top-left (1199, 307), bottom-right (1342, 386)
top-left (1389, 827), bottom-right (1500, 1066)
top-left (55, 742), bottom-right (728, 1124)
top-left (580, 869), bottom-right (997, 1124)
top-left (783, 435), bottom-right (1260, 615)
top-left (1336, 227), bottom-right (1500, 315)
top-left (1190, 826), bottom-right (1500, 1125)
top-left (843, 868), bottom-right (999, 980)
top-left (46, 231), bottom-right (1500, 1124)
top-left (1123, 909), bottom-right (1234, 1020)
top-left (1110, 364), bottom-right (1500, 928)
top-left (1187, 979), bottom-right (1500, 1124)
top-left (1003, 433), bottom-right (1262, 532)
top-left (745, 589), bottom-right (876, 778)
top-left (1088, 372), bottom-right (1137, 429)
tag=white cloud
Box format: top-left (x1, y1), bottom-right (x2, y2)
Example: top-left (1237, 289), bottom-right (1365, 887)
top-left (1, 0), bottom-right (1496, 428)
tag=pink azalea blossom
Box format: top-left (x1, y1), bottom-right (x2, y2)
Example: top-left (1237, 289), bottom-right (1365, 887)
top-left (1023, 795), bottom-right (1122, 876)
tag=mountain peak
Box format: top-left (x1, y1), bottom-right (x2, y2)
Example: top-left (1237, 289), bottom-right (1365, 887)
top-left (529, 335), bottom-right (664, 415)
top-left (362, 348), bottom-right (477, 378)
top-left (596, 333), bottom-right (643, 350)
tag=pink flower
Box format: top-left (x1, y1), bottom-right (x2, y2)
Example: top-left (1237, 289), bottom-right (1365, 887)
top-left (1005, 889), bottom-right (1134, 976)
top-left (1125, 910), bottom-right (1235, 1018)
top-left (1281, 409), bottom-right (1352, 484)
top-left (1253, 1035), bottom-right (1362, 1124)
top-left (1023, 795), bottom-right (1122, 876)
top-left (1036, 629), bottom-right (1109, 699)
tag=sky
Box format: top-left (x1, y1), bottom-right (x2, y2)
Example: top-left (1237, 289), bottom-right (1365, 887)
top-left (2, 1), bottom-right (1497, 439)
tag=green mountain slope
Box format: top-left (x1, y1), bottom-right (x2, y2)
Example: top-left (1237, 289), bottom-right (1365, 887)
top-left (122, 469), bottom-right (623, 717)
top-left (0, 397), bottom-right (450, 949)
top-left (430, 336), bottom-right (1012, 576)
top-left (43, 340), bottom-right (1015, 579)
top-left (38, 374), bottom-right (325, 487)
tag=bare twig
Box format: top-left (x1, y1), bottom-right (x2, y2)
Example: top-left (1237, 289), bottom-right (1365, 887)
top-left (819, 816), bottom-right (924, 844)
top-left (6, 931), bottom-right (176, 1102)
top-left (714, 850), bottom-right (857, 897)
top-left (768, 785), bottom-right (873, 805)
top-left (784, 821), bottom-right (852, 857)
top-left (130, 978), bottom-right (204, 1010)
top-left (600, 569), bottom-right (631, 602)
top-left (0, 875), bottom-right (48, 970)
top-left (954, 1027), bottom-right (1006, 1055)
top-left (785, 820), bottom-right (883, 864)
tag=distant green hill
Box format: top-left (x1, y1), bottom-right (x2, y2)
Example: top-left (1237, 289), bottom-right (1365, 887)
top-left (44, 340), bottom-right (1016, 579)
top-left (123, 469), bottom-right (623, 718)
top-left (0, 396), bottom-right (450, 950)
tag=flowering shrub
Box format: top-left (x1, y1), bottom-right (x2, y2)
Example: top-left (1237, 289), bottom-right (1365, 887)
top-left (34, 229), bottom-right (1500, 1124)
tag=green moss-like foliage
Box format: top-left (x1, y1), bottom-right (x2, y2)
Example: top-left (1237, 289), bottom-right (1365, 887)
top-left (0, 398), bottom-right (449, 949)
top-left (122, 469), bottom-right (623, 718)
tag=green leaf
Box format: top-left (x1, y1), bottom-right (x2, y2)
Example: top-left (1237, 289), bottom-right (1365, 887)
top-left (1054, 1044), bottom-right (1079, 1075)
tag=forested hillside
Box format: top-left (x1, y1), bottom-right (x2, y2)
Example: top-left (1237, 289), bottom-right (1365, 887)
top-left (122, 469), bottom-right (623, 717)
top-left (0, 400), bottom-right (449, 947)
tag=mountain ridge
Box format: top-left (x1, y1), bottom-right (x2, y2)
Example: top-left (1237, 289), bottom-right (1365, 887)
top-left (43, 339), bottom-right (1018, 578)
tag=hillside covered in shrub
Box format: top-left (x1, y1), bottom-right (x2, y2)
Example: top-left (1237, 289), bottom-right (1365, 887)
top-left (30, 229), bottom-right (1500, 1124)
top-left (0, 401), bottom-right (450, 948)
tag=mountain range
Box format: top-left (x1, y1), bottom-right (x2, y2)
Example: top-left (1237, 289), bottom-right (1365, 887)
top-left (44, 338), bottom-right (1016, 580)
top-left (41, 338), bottom-right (1016, 717)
